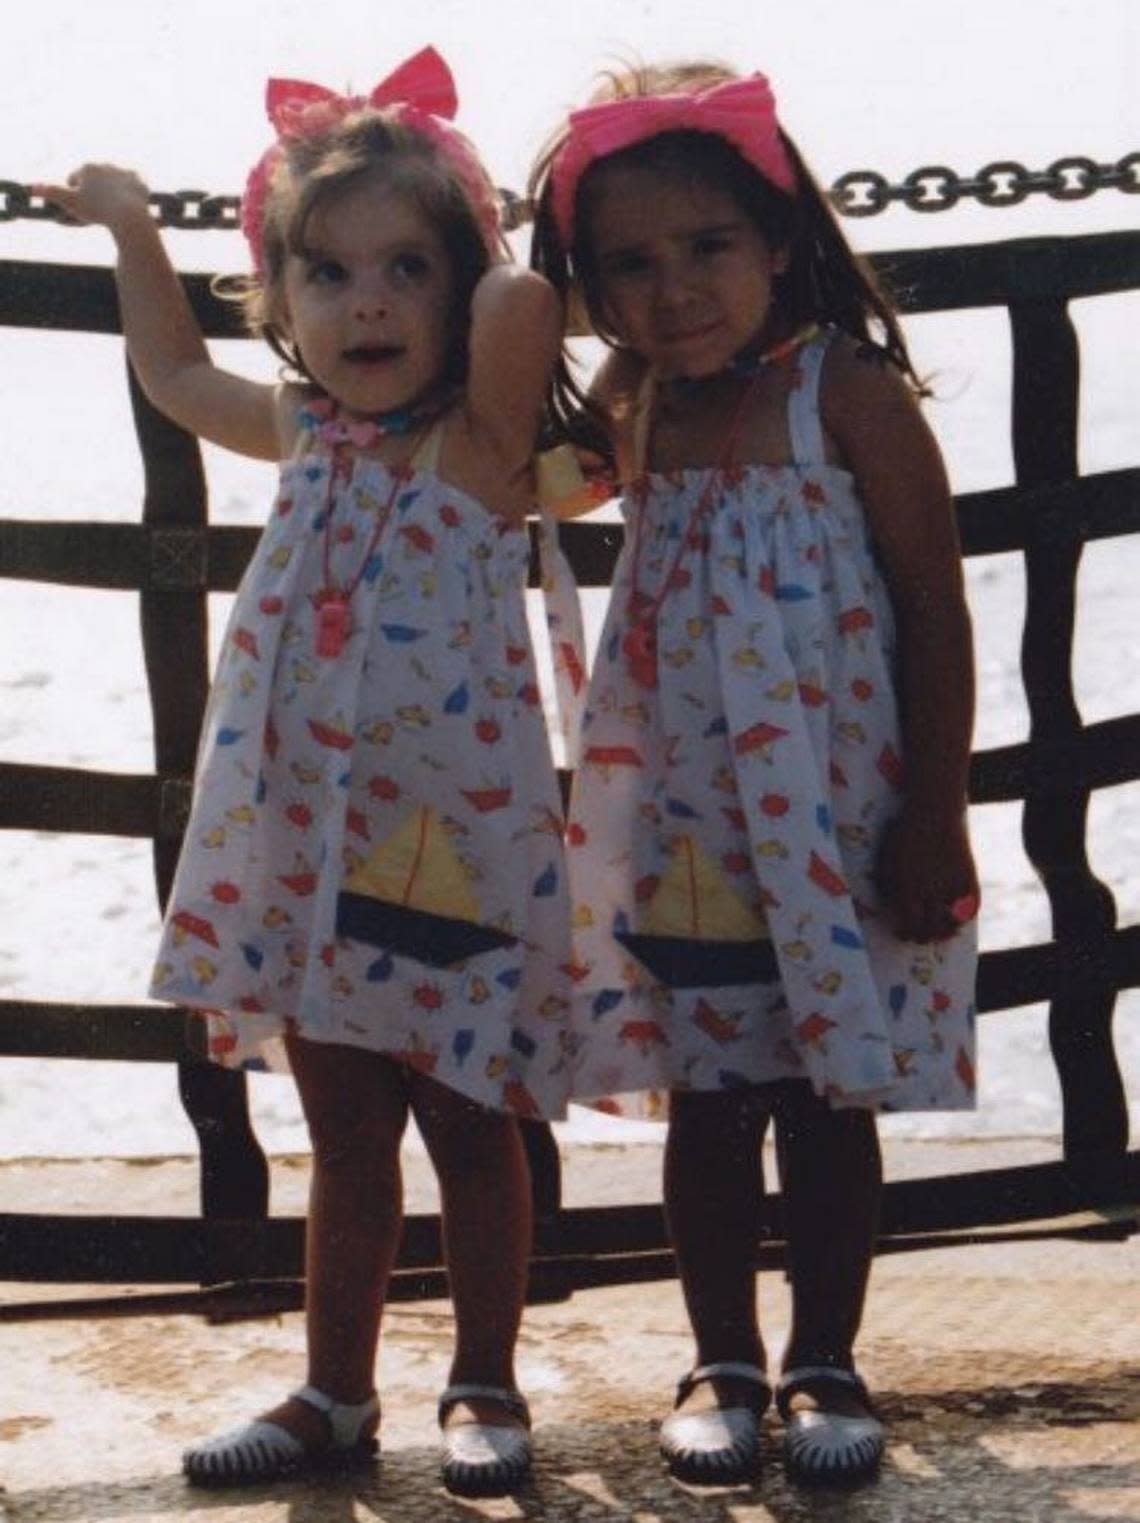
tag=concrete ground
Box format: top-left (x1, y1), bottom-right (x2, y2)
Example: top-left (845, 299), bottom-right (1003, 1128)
top-left (1, 1136), bottom-right (1138, 1522)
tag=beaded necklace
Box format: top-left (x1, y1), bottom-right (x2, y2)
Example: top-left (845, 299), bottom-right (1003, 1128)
top-left (301, 401), bottom-right (439, 659)
top-left (623, 323), bottom-right (818, 691)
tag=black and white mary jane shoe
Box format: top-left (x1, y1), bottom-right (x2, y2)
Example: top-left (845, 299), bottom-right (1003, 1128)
top-left (777, 1365), bottom-right (884, 1486)
top-left (659, 1361), bottom-right (771, 1485)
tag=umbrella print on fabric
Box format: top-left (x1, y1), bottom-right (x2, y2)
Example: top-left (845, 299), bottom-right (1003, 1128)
top-left (614, 833), bottom-right (779, 988)
top-left (336, 805), bottom-right (517, 968)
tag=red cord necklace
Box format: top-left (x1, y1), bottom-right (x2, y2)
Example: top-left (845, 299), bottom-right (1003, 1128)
top-left (313, 420), bottom-right (430, 659)
top-left (623, 324), bottom-right (817, 690)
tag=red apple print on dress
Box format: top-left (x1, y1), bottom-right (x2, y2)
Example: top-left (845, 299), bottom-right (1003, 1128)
top-left (734, 721), bottom-right (789, 756)
top-left (232, 627), bottom-right (260, 660)
top-left (618, 1019), bottom-right (669, 1052)
top-left (838, 605), bottom-right (874, 635)
top-left (345, 807), bottom-right (370, 839)
top-left (851, 677), bottom-right (874, 701)
top-left (285, 801), bottom-right (313, 829)
top-left (368, 774), bottom-right (400, 801)
top-left (460, 785), bottom-right (513, 813)
top-left (802, 479), bottom-right (826, 505)
top-left (760, 792), bottom-right (790, 817)
top-left (259, 595), bottom-right (284, 616)
top-left (439, 502), bottom-right (461, 527)
top-left (566, 822), bottom-right (587, 847)
top-left (307, 717), bottom-right (353, 750)
top-left (955, 1046), bottom-right (976, 1090)
top-left (587, 746), bottom-right (639, 773)
top-left (505, 644), bottom-right (528, 666)
top-left (694, 999), bottom-right (743, 1045)
top-left (808, 851), bottom-right (849, 897)
top-left (278, 856), bottom-right (317, 896)
top-left (877, 743), bottom-right (905, 790)
top-left (475, 716), bottom-right (501, 744)
top-left (796, 1012), bottom-right (838, 1045)
top-left (210, 881), bottom-right (241, 904)
top-left (798, 682), bottom-right (827, 707)
top-left (559, 641), bottom-right (586, 692)
top-left (400, 522), bottom-right (435, 554)
top-left (171, 910), bottom-right (220, 947)
top-left (413, 982), bottom-right (444, 1011)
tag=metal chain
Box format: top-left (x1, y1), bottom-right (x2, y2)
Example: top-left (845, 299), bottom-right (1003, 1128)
top-left (831, 152), bottom-right (1140, 216)
top-left (3, 154), bottom-right (1138, 228)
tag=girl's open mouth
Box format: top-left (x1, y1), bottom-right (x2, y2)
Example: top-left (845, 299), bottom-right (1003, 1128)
top-left (343, 344), bottom-right (404, 364)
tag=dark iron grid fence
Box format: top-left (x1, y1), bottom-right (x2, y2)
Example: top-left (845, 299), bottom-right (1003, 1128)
top-left (1, 175), bottom-right (1138, 1314)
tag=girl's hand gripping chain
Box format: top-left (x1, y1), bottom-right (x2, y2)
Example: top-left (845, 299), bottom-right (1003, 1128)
top-left (38, 162), bottom-right (151, 232)
top-left (37, 165), bottom-right (280, 460)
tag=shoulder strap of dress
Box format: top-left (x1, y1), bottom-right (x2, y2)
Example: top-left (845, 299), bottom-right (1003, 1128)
top-left (629, 371), bottom-right (655, 477)
top-left (410, 422), bottom-right (444, 472)
top-left (786, 330), bottom-right (833, 467)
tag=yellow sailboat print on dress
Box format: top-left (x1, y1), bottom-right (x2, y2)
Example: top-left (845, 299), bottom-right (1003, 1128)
top-left (615, 833), bottom-right (779, 988)
top-left (336, 805), bottom-right (517, 968)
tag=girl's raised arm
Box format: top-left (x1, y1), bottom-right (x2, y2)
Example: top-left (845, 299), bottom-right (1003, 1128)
top-left (465, 264), bottom-right (562, 480)
top-left (38, 165), bottom-right (280, 460)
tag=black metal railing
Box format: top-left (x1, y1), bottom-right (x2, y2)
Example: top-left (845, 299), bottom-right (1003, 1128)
top-left (1, 192), bottom-right (1138, 1314)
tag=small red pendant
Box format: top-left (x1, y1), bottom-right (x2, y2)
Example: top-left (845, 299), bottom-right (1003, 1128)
top-left (623, 620), bottom-right (658, 690)
top-left (316, 596), bottom-right (350, 658)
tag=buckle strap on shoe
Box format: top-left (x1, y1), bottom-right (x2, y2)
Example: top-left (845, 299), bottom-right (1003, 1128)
top-left (438, 1384), bottom-right (531, 1428)
top-left (775, 1366), bottom-right (870, 1420)
top-left (676, 1361), bottom-right (771, 1408)
top-left (291, 1385), bottom-right (381, 1447)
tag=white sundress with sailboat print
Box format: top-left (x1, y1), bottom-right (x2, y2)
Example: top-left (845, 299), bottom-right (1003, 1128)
top-left (565, 331), bottom-right (978, 1119)
top-left (149, 419), bottom-right (576, 1121)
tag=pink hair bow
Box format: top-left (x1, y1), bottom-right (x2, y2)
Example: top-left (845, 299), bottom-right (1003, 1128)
top-left (265, 46), bottom-right (459, 138)
top-left (241, 46), bottom-right (500, 271)
top-left (550, 73), bottom-right (796, 245)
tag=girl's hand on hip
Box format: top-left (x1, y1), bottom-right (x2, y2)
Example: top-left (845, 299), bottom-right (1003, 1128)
top-left (35, 164), bottom-right (150, 234)
top-left (875, 811), bottom-right (979, 944)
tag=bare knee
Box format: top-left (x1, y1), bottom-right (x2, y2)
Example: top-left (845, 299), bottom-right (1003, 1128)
top-left (304, 1103), bottom-right (398, 1179)
top-left (287, 1036), bottom-right (409, 1182)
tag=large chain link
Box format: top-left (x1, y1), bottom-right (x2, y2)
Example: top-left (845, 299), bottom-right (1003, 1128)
top-left (831, 153), bottom-right (1140, 216)
top-left (3, 155), bottom-right (1137, 228)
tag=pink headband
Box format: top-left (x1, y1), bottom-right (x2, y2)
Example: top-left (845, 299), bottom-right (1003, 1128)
top-left (241, 46), bottom-right (502, 272)
top-left (549, 72), bottom-right (797, 246)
